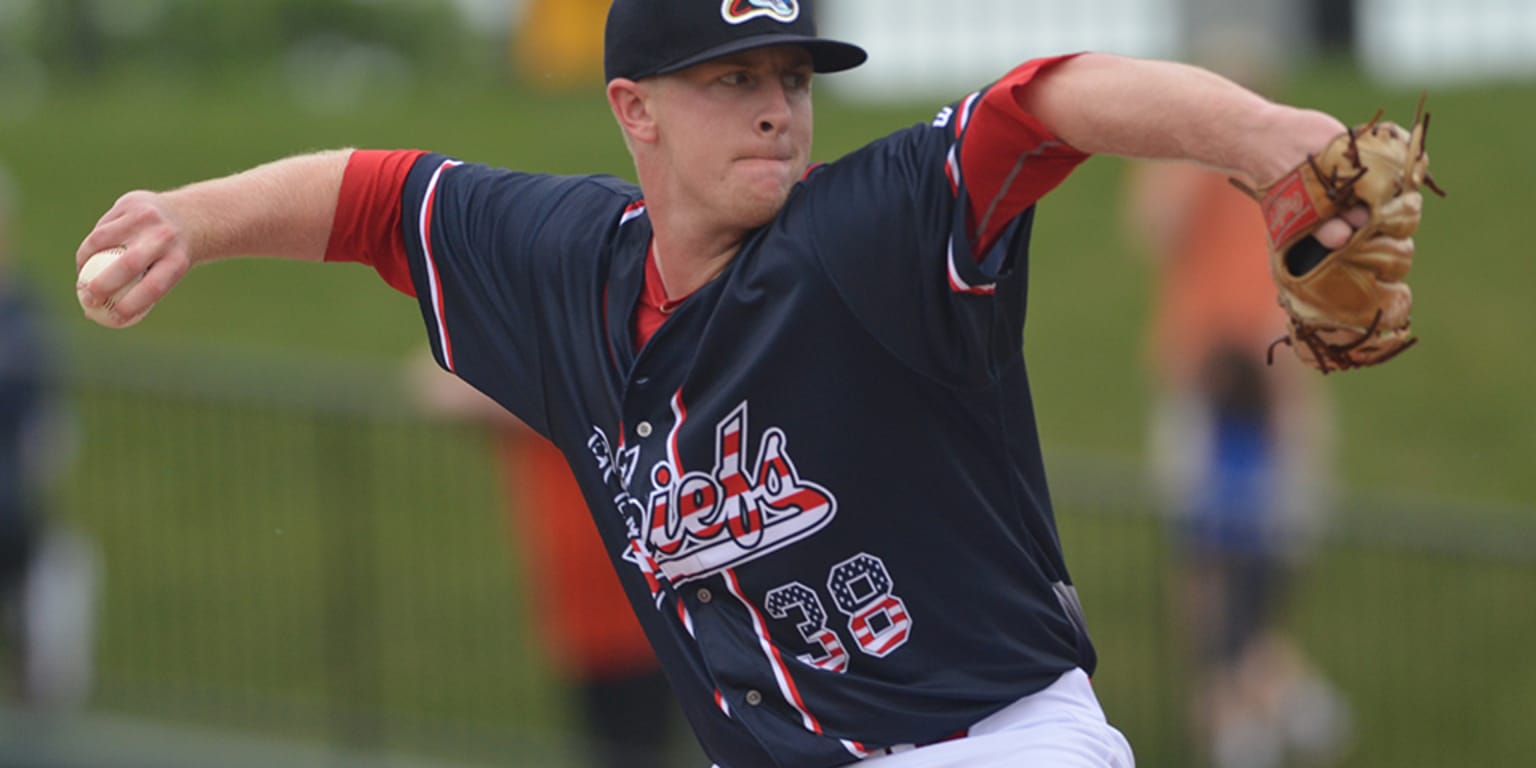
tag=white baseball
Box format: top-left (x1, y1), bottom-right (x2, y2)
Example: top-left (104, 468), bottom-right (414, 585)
top-left (77, 246), bottom-right (146, 327)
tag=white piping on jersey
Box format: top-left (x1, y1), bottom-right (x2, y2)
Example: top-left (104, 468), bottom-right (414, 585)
top-left (942, 92), bottom-right (979, 192)
top-left (665, 391), bottom-right (697, 637)
top-left (843, 740), bottom-right (878, 759)
top-left (721, 569), bottom-right (835, 742)
top-left (619, 201), bottom-right (647, 227)
top-left (956, 91), bottom-right (980, 136)
top-left (947, 236), bottom-right (997, 295)
top-left (676, 597), bottom-right (696, 637)
top-left (667, 390), bottom-right (686, 472)
top-left (945, 145), bottom-right (961, 196)
top-left (419, 159), bottom-right (464, 370)
top-left (840, 738), bottom-right (870, 758)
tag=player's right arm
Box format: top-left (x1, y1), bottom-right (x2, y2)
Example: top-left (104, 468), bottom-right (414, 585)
top-left (79, 145), bottom-right (632, 436)
top-left (75, 150), bottom-right (352, 328)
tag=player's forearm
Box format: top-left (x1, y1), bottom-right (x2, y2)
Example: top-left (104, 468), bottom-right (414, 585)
top-left (1020, 53), bottom-right (1345, 189)
top-left (75, 149), bottom-right (355, 328)
top-left (162, 149), bottom-right (352, 264)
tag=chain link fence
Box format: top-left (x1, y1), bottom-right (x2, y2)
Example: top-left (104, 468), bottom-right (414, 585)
top-left (3, 338), bottom-right (1530, 767)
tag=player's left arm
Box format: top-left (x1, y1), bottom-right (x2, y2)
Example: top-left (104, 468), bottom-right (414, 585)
top-left (992, 52), bottom-right (1363, 251)
top-left (1015, 52), bottom-right (1343, 192)
top-left (950, 51), bottom-right (1347, 259)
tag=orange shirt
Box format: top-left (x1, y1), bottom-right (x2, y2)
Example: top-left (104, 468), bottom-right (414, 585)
top-left (497, 431), bottom-right (659, 679)
top-left (1148, 166), bottom-right (1287, 386)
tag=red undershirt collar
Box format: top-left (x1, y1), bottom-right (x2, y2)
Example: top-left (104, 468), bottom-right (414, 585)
top-left (633, 239), bottom-right (696, 351)
top-left (641, 240), bottom-right (690, 315)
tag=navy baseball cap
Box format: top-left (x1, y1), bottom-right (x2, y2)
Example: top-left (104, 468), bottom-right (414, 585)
top-left (605, 0), bottom-right (868, 82)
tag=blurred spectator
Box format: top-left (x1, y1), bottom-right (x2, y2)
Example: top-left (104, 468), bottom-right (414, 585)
top-left (1126, 144), bottom-right (1353, 768)
top-left (411, 353), bottom-right (690, 768)
top-left (511, 0), bottom-right (608, 89)
top-left (1124, 23), bottom-right (1352, 765)
top-left (0, 166), bottom-right (96, 712)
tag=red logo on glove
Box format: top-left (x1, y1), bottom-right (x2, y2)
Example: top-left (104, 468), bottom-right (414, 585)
top-left (1262, 171), bottom-right (1321, 247)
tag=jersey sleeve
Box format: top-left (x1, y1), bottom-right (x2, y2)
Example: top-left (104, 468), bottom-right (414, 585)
top-left (801, 56), bottom-right (1090, 386)
top-left (956, 54), bottom-right (1090, 261)
top-left (326, 150), bottom-right (633, 436)
top-left (326, 149), bottom-right (427, 296)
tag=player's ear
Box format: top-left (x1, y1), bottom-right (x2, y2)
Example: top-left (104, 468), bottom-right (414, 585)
top-left (607, 78), bottom-right (660, 145)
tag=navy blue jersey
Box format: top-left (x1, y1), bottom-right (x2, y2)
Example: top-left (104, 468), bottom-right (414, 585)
top-left (332, 57), bottom-right (1095, 768)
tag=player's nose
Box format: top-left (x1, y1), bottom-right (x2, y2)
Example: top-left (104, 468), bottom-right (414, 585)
top-left (756, 82), bottom-right (793, 136)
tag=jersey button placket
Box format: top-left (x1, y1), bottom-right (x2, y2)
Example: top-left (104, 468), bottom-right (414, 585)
top-left (744, 690), bottom-right (763, 707)
top-left (696, 587), bottom-right (713, 604)
top-left (636, 421), bottom-right (653, 438)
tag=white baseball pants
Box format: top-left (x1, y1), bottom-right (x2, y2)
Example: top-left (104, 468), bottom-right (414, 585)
top-left (860, 668), bottom-right (1135, 767)
top-left (710, 668), bottom-right (1135, 768)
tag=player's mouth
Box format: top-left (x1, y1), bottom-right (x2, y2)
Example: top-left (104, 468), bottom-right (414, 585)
top-left (734, 154), bottom-right (802, 181)
top-left (736, 154), bottom-right (796, 164)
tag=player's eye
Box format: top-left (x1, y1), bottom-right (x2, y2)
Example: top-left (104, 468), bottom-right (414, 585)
top-left (720, 72), bottom-right (751, 86)
top-left (783, 72), bottom-right (812, 91)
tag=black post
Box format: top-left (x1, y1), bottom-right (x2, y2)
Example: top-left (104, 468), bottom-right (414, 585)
top-left (1311, 0), bottom-right (1358, 55)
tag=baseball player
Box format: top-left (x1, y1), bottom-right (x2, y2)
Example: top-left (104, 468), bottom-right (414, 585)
top-left (75, 1), bottom-right (1397, 765)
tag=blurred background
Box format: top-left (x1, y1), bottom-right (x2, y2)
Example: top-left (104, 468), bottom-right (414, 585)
top-left (0, 0), bottom-right (1532, 766)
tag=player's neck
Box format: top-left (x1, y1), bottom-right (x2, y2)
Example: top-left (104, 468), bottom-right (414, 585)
top-left (648, 215), bottom-right (743, 302)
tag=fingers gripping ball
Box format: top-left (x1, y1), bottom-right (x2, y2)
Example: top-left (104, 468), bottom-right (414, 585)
top-left (77, 246), bottom-right (148, 328)
top-left (1243, 101), bottom-right (1446, 373)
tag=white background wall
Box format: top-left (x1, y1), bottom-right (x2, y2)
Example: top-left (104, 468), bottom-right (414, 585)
top-left (822, 0), bottom-right (1180, 101)
top-left (1360, 0), bottom-right (1536, 84)
top-left (822, 0), bottom-right (1536, 102)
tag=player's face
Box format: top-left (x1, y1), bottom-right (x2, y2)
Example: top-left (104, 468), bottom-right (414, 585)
top-left (651, 46), bottom-right (815, 229)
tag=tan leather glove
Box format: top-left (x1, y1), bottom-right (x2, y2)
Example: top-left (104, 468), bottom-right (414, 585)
top-left (1241, 103), bottom-right (1444, 373)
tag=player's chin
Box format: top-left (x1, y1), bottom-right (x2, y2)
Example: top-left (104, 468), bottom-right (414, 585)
top-left (731, 175), bottom-right (797, 225)
top-left (730, 191), bottom-right (792, 229)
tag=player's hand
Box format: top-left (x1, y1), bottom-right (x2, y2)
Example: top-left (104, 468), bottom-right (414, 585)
top-left (75, 190), bottom-right (195, 328)
top-left (1314, 204), bottom-right (1380, 250)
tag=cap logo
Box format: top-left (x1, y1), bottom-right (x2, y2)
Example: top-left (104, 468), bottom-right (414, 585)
top-left (722, 0), bottom-right (800, 25)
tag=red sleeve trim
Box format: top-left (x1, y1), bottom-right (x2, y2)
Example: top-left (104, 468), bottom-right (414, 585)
top-left (324, 149), bottom-right (429, 296)
top-left (959, 54), bottom-right (1090, 258)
